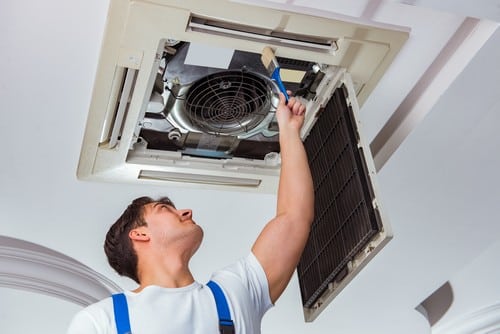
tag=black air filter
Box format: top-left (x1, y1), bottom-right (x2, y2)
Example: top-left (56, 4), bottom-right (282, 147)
top-left (298, 85), bottom-right (383, 309)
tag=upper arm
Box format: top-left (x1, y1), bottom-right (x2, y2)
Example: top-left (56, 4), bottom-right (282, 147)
top-left (251, 213), bottom-right (311, 304)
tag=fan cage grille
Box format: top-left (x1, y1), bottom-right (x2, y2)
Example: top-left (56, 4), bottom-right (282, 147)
top-left (184, 70), bottom-right (272, 135)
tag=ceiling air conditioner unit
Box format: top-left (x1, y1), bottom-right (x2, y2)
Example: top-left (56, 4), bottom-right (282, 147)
top-left (77, 0), bottom-right (408, 321)
top-left (77, 0), bottom-right (408, 193)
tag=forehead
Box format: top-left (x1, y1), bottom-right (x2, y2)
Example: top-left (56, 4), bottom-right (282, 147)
top-left (154, 197), bottom-right (175, 207)
top-left (141, 203), bottom-right (161, 219)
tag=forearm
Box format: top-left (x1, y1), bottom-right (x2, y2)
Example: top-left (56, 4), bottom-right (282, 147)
top-left (277, 128), bottom-right (314, 224)
top-left (251, 94), bottom-right (314, 303)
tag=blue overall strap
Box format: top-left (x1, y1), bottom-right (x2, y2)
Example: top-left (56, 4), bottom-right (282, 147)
top-left (112, 293), bottom-right (132, 334)
top-left (207, 280), bottom-right (235, 334)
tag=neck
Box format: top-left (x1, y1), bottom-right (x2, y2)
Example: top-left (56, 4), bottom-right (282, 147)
top-left (134, 253), bottom-right (195, 292)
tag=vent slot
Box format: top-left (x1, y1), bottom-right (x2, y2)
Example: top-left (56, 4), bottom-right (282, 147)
top-left (139, 170), bottom-right (262, 187)
top-left (188, 16), bottom-right (338, 53)
top-left (101, 68), bottom-right (138, 149)
top-left (297, 85), bottom-right (383, 311)
top-left (99, 67), bottom-right (125, 144)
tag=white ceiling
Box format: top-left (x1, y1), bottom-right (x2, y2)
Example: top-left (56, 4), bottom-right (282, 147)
top-left (1, 0), bottom-right (500, 333)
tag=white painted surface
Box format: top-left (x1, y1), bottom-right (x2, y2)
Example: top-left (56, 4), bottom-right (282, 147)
top-left (0, 1), bottom-right (499, 333)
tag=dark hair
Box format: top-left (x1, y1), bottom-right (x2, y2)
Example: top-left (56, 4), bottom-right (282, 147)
top-left (104, 196), bottom-right (175, 284)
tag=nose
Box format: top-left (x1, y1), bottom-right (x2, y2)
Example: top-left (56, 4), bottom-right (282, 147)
top-left (178, 209), bottom-right (192, 220)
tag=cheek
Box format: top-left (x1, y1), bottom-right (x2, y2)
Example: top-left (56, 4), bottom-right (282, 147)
top-left (157, 225), bottom-right (174, 242)
top-left (147, 223), bottom-right (170, 242)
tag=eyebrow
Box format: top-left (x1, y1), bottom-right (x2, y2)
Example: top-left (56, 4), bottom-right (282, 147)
top-left (152, 202), bottom-right (174, 209)
top-left (152, 202), bottom-right (164, 209)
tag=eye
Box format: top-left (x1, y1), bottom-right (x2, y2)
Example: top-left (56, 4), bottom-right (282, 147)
top-left (161, 204), bottom-right (174, 211)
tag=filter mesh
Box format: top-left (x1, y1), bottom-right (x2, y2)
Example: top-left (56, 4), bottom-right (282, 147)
top-left (298, 85), bottom-right (382, 308)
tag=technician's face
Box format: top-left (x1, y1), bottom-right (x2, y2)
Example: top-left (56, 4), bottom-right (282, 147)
top-left (142, 202), bottom-right (204, 254)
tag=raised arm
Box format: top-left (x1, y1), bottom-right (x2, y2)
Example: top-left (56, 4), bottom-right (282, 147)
top-left (252, 92), bottom-right (314, 304)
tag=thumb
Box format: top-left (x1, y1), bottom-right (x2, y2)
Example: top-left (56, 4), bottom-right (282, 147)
top-left (278, 92), bottom-right (287, 107)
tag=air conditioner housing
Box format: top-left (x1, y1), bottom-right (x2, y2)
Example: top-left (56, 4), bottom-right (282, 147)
top-left (77, 0), bottom-right (408, 193)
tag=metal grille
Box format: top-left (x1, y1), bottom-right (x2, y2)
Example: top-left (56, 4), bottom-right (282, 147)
top-left (184, 70), bottom-right (271, 136)
top-left (298, 85), bottom-right (382, 308)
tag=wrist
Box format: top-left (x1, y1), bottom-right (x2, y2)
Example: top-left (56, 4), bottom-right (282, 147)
top-left (279, 123), bottom-right (301, 136)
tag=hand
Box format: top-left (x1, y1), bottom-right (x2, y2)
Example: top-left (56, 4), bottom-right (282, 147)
top-left (276, 91), bottom-right (306, 134)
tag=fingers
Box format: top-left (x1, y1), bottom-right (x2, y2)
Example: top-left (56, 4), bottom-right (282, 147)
top-left (287, 97), bottom-right (305, 116)
top-left (293, 99), bottom-right (306, 115)
top-left (278, 92), bottom-right (306, 116)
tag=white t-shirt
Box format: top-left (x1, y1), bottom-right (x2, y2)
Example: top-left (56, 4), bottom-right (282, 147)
top-left (67, 253), bottom-right (273, 334)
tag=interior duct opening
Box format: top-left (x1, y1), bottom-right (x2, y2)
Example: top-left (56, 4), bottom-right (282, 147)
top-left (134, 40), bottom-right (321, 162)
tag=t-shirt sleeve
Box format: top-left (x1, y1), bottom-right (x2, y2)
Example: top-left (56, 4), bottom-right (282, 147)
top-left (244, 251), bottom-right (274, 315)
top-left (211, 252), bottom-right (273, 320)
top-left (66, 300), bottom-right (114, 334)
top-left (66, 309), bottom-right (100, 334)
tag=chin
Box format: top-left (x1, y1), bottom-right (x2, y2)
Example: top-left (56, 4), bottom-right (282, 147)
top-left (193, 226), bottom-right (204, 249)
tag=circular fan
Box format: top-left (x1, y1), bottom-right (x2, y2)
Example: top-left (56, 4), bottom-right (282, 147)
top-left (184, 70), bottom-right (272, 135)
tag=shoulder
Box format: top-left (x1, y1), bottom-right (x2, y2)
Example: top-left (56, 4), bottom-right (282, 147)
top-left (211, 252), bottom-right (273, 316)
top-left (215, 252), bottom-right (267, 282)
top-left (67, 297), bottom-right (114, 334)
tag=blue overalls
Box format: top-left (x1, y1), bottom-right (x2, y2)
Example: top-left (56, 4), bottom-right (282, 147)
top-left (111, 280), bottom-right (235, 334)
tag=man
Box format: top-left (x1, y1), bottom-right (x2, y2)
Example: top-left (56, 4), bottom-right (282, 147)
top-left (67, 92), bottom-right (314, 334)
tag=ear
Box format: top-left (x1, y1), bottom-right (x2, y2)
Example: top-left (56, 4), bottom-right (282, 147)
top-left (129, 227), bottom-right (150, 242)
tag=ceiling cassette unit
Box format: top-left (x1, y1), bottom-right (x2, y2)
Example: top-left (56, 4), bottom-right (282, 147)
top-left (77, 0), bottom-right (408, 193)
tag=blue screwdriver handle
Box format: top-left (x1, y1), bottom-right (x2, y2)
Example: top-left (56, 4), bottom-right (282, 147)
top-left (271, 67), bottom-right (289, 103)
